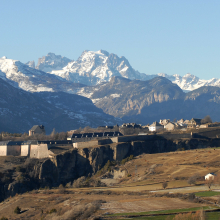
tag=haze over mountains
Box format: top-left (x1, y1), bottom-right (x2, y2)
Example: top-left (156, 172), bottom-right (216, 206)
top-left (1, 50), bottom-right (220, 133)
top-left (2, 50), bottom-right (220, 92)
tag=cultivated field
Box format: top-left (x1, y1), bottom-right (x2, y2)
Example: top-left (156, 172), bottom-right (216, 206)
top-left (1, 147), bottom-right (220, 219)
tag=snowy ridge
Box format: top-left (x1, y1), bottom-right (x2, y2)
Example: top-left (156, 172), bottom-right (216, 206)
top-left (0, 56), bottom-right (54, 92)
top-left (157, 73), bottom-right (220, 91)
top-left (1, 51), bottom-right (220, 95)
top-left (50, 50), bottom-right (149, 86)
top-left (36, 53), bottom-right (72, 72)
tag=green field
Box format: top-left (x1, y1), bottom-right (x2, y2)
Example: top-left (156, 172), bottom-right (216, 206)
top-left (113, 211), bottom-right (220, 220)
top-left (195, 191), bottom-right (220, 197)
top-left (107, 206), bottom-right (216, 217)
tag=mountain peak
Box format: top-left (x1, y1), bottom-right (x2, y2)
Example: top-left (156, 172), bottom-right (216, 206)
top-left (98, 50), bottom-right (109, 56)
top-left (36, 53), bottom-right (72, 72)
top-left (25, 60), bottom-right (35, 68)
top-left (50, 50), bottom-right (149, 86)
top-left (183, 73), bottom-right (195, 78)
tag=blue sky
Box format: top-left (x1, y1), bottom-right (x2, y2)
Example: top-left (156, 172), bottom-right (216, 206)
top-left (1, 0), bottom-right (220, 79)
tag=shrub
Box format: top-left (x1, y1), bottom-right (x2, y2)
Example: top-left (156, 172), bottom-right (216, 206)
top-left (59, 184), bottom-right (64, 188)
top-left (0, 217), bottom-right (8, 220)
top-left (169, 209), bottom-right (205, 220)
top-left (15, 166), bottom-right (22, 172)
top-left (96, 160), bottom-right (118, 176)
top-left (66, 182), bottom-right (72, 188)
top-left (162, 181), bottom-right (168, 189)
top-left (188, 173), bottom-right (200, 185)
top-left (188, 193), bottom-right (196, 201)
top-left (121, 155), bottom-right (134, 165)
top-left (17, 174), bottom-right (25, 183)
top-left (14, 206), bottom-right (21, 214)
top-left (58, 184), bottom-right (65, 194)
top-left (49, 208), bottom-right (57, 214)
top-left (72, 176), bottom-right (86, 188)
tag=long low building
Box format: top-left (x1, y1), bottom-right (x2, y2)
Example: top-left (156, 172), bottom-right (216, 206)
top-left (0, 140), bottom-right (72, 158)
top-left (68, 131), bottom-right (123, 141)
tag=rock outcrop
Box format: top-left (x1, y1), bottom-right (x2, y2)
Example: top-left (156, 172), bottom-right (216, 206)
top-left (1, 137), bottom-right (220, 202)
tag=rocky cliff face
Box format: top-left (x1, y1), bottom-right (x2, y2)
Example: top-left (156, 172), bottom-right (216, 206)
top-left (36, 137), bottom-right (219, 186)
top-left (88, 76), bottom-right (184, 117)
top-left (1, 137), bottom-right (220, 202)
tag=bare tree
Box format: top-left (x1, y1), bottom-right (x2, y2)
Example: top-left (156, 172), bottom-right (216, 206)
top-left (187, 173), bottom-right (200, 185)
top-left (162, 181), bottom-right (168, 189)
top-left (58, 132), bottom-right (68, 140)
top-left (201, 115), bottom-right (212, 124)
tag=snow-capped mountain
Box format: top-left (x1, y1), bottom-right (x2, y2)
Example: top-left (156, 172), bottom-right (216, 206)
top-left (45, 50), bottom-right (220, 90)
top-left (158, 73), bottom-right (220, 91)
top-left (1, 51), bottom-right (220, 95)
top-left (36, 53), bottom-right (72, 72)
top-left (0, 56), bottom-right (84, 93)
top-left (49, 50), bottom-right (150, 86)
top-left (25, 60), bottom-right (35, 68)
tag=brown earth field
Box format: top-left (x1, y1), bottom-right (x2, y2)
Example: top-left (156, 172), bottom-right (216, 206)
top-left (0, 190), bottom-right (211, 220)
top-left (1, 147), bottom-right (220, 219)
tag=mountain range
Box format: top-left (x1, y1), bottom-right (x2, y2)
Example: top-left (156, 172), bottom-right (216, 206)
top-left (1, 50), bottom-right (220, 133)
top-left (1, 50), bottom-right (220, 93)
top-left (0, 77), bottom-right (119, 133)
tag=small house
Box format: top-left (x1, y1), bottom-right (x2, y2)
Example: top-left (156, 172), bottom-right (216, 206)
top-left (189, 118), bottom-right (202, 126)
top-left (29, 125), bottom-right (45, 136)
top-left (205, 173), bottom-right (216, 181)
top-left (149, 122), bottom-right (164, 132)
top-left (177, 119), bottom-right (185, 124)
top-left (164, 122), bottom-right (178, 131)
top-left (159, 119), bottom-right (170, 126)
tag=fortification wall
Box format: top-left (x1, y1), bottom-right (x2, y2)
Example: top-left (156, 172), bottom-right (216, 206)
top-left (0, 146), bottom-right (7, 156)
top-left (73, 141), bottom-right (99, 148)
top-left (111, 135), bottom-right (157, 143)
top-left (38, 144), bottom-right (49, 158)
top-left (158, 133), bottom-right (192, 139)
top-left (7, 145), bottom-right (21, 156)
top-left (30, 145), bottom-right (39, 158)
top-left (21, 145), bottom-right (30, 156)
top-left (111, 143), bottom-right (131, 161)
top-left (111, 133), bottom-right (194, 143)
top-left (73, 139), bottom-right (113, 148)
top-left (30, 144), bottom-right (49, 158)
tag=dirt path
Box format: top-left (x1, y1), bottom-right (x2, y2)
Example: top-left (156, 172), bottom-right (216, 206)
top-left (150, 185), bottom-right (220, 194)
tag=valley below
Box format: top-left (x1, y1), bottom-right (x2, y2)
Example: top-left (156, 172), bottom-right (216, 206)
top-left (1, 133), bottom-right (220, 219)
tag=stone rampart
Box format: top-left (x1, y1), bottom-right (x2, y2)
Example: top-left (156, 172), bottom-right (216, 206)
top-left (111, 135), bottom-right (158, 143)
top-left (7, 145), bottom-right (21, 156)
top-left (111, 133), bottom-right (194, 143)
top-left (73, 139), bottom-right (113, 148)
top-left (30, 144), bottom-right (49, 158)
top-left (21, 145), bottom-right (30, 156)
top-left (73, 141), bottom-right (99, 148)
top-left (110, 143), bottom-right (131, 161)
top-left (0, 146), bottom-right (7, 156)
top-left (158, 133), bottom-right (192, 139)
